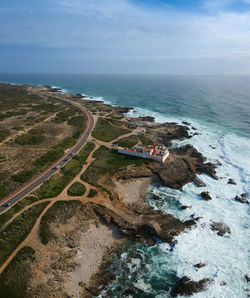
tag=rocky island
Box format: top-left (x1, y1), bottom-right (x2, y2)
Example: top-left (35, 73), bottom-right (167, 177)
top-left (0, 83), bottom-right (220, 297)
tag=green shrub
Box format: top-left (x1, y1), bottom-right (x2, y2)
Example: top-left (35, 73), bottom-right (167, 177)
top-left (0, 246), bottom-right (35, 298)
top-left (0, 129), bottom-right (10, 142)
top-left (87, 188), bottom-right (98, 198)
top-left (29, 128), bottom-right (43, 135)
top-left (33, 149), bottom-right (64, 168)
top-left (11, 170), bottom-right (35, 184)
top-left (0, 185), bottom-right (6, 200)
top-left (67, 182), bottom-right (86, 196)
top-left (117, 135), bottom-right (139, 148)
top-left (68, 115), bottom-right (87, 129)
top-left (15, 133), bottom-right (45, 146)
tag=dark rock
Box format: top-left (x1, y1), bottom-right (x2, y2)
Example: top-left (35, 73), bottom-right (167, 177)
top-left (152, 194), bottom-right (161, 200)
top-left (220, 281), bottom-right (227, 286)
top-left (124, 288), bottom-right (136, 294)
top-left (209, 145), bottom-right (216, 149)
top-left (182, 121), bottom-right (191, 126)
top-left (235, 193), bottom-right (249, 204)
top-left (148, 145), bottom-right (217, 190)
top-left (244, 274), bottom-right (250, 282)
top-left (194, 262), bottom-right (207, 270)
top-left (194, 216), bottom-right (202, 221)
top-left (180, 205), bottom-right (190, 210)
top-left (139, 116), bottom-right (155, 122)
top-left (147, 238), bottom-right (156, 246)
top-left (210, 222), bottom-right (231, 236)
top-left (171, 276), bottom-right (213, 297)
top-left (200, 192), bottom-right (212, 201)
top-left (228, 179), bottom-right (236, 185)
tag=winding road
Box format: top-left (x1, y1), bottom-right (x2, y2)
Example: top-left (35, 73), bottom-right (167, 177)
top-left (0, 95), bottom-right (95, 214)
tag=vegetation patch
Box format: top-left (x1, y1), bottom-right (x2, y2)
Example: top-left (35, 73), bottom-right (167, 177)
top-left (105, 118), bottom-right (124, 127)
top-left (67, 182), bottom-right (86, 196)
top-left (33, 148), bottom-right (64, 169)
top-left (0, 186), bottom-right (6, 201)
top-left (117, 135), bottom-right (139, 148)
top-left (81, 146), bottom-right (151, 184)
top-left (0, 246), bottom-right (35, 298)
top-left (68, 115), bottom-right (87, 129)
top-left (0, 129), bottom-right (10, 142)
top-left (138, 135), bottom-right (154, 146)
top-left (11, 170), bottom-right (35, 184)
top-left (0, 202), bottom-right (48, 266)
top-left (0, 196), bottom-right (38, 227)
top-left (53, 108), bottom-right (78, 123)
top-left (87, 188), bottom-right (98, 198)
top-left (15, 133), bottom-right (45, 146)
top-left (39, 200), bottom-right (83, 244)
top-left (92, 117), bottom-right (130, 142)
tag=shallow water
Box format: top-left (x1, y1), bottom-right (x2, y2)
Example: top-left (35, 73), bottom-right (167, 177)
top-left (0, 74), bottom-right (249, 297)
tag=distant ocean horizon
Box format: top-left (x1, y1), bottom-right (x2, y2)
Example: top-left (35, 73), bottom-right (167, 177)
top-left (0, 73), bottom-right (249, 297)
top-left (0, 73), bottom-right (249, 137)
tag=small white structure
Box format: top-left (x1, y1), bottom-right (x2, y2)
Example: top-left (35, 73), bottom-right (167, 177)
top-left (118, 144), bottom-right (169, 163)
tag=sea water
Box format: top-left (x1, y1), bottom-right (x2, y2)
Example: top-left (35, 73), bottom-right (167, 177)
top-left (0, 74), bottom-right (249, 297)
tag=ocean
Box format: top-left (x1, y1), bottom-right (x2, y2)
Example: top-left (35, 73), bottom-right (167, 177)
top-left (0, 73), bottom-right (249, 297)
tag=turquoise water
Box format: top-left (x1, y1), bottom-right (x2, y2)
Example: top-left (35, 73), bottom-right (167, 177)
top-left (0, 74), bottom-right (249, 297)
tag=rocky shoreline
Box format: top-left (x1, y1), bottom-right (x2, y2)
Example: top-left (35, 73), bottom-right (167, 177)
top-left (42, 86), bottom-right (220, 297)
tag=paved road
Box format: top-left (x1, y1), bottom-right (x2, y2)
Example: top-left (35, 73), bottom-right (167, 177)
top-left (0, 95), bottom-right (95, 214)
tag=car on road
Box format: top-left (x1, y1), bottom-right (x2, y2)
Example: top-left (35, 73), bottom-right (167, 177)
top-left (52, 165), bottom-right (61, 170)
top-left (5, 202), bottom-right (12, 207)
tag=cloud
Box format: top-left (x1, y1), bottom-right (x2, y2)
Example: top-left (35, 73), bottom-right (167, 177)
top-left (1, 0), bottom-right (250, 74)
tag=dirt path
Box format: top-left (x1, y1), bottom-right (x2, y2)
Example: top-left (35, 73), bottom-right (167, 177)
top-left (0, 123), bottom-right (139, 275)
top-left (91, 126), bottom-right (142, 148)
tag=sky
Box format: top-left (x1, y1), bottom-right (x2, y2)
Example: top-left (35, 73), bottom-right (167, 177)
top-left (1, 0), bottom-right (250, 74)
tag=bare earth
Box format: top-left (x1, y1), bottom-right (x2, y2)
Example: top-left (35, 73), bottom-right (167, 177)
top-left (115, 177), bottom-right (152, 205)
top-left (67, 222), bottom-right (124, 298)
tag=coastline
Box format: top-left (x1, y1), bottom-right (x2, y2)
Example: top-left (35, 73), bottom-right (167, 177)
top-left (0, 82), bottom-right (249, 298)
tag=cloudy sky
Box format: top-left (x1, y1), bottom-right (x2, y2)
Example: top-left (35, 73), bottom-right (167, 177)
top-left (1, 0), bottom-right (250, 74)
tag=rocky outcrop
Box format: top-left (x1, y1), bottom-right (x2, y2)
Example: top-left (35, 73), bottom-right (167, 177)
top-left (228, 179), bottom-right (236, 185)
top-left (138, 116), bottom-right (155, 122)
top-left (235, 193), bottom-right (249, 204)
top-left (148, 145), bottom-right (218, 190)
top-left (171, 276), bottom-right (213, 297)
top-left (244, 274), bottom-right (250, 282)
top-left (200, 191), bottom-right (212, 201)
top-left (148, 122), bottom-right (191, 146)
top-left (182, 121), bottom-right (191, 126)
top-left (92, 204), bottom-right (195, 244)
top-left (210, 221), bottom-right (231, 236)
top-left (194, 262), bottom-right (207, 270)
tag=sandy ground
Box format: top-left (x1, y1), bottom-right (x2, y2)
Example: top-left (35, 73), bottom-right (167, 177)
top-left (115, 177), bottom-right (152, 205)
top-left (66, 222), bottom-right (124, 298)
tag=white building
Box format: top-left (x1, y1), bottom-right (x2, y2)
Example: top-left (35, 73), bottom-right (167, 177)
top-left (118, 144), bottom-right (169, 163)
